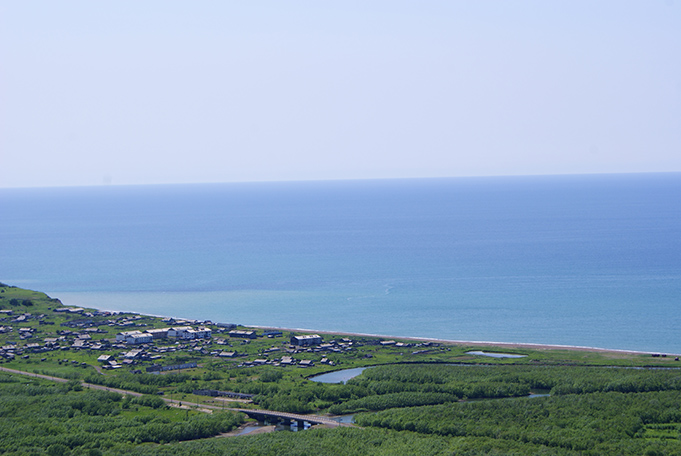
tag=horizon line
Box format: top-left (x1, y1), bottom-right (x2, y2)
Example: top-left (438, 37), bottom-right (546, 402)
top-left (1, 170), bottom-right (680, 191)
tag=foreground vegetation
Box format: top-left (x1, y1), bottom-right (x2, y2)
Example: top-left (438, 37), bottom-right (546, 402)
top-left (1, 284), bottom-right (680, 455)
top-left (0, 374), bottom-right (243, 455)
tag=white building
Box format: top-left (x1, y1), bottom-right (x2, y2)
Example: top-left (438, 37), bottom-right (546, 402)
top-left (167, 326), bottom-right (194, 339)
top-left (291, 334), bottom-right (322, 346)
top-left (116, 330), bottom-right (153, 345)
top-left (188, 327), bottom-right (212, 339)
top-left (168, 326), bottom-right (212, 340)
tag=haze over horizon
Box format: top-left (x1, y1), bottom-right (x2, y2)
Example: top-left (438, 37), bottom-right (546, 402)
top-left (2, 171), bottom-right (681, 192)
top-left (1, 1), bottom-right (680, 189)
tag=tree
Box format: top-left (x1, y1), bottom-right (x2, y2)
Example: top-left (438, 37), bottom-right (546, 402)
top-left (47, 444), bottom-right (69, 456)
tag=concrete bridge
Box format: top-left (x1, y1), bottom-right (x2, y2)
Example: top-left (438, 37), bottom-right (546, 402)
top-left (229, 408), bottom-right (349, 428)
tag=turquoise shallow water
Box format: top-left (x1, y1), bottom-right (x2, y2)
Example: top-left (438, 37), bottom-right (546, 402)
top-left (1, 174), bottom-right (680, 353)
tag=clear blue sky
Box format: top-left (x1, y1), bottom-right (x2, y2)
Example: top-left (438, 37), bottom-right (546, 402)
top-left (1, 1), bottom-right (679, 188)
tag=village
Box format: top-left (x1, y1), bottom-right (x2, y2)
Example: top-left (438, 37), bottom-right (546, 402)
top-left (0, 301), bottom-right (438, 375)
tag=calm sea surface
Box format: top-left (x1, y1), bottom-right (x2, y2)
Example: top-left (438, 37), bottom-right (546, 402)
top-left (1, 174), bottom-right (680, 353)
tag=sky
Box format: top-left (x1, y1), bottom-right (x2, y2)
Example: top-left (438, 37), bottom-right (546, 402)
top-left (1, 1), bottom-right (680, 188)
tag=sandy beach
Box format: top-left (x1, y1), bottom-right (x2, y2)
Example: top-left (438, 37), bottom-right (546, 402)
top-left (249, 325), bottom-right (680, 357)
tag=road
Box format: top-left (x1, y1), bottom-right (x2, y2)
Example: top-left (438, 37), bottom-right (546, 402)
top-left (0, 365), bottom-right (351, 425)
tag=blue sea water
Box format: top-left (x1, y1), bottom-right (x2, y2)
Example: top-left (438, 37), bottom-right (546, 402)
top-left (1, 174), bottom-right (680, 353)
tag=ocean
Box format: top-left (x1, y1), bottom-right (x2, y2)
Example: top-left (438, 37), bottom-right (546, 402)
top-left (1, 174), bottom-right (680, 353)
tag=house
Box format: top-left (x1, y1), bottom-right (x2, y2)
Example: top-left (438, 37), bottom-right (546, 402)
top-left (280, 356), bottom-right (295, 365)
top-left (291, 334), bottom-right (322, 346)
top-left (123, 349), bottom-right (143, 360)
top-left (25, 343), bottom-right (42, 352)
top-left (54, 307), bottom-right (85, 314)
top-left (44, 338), bottom-right (59, 346)
top-left (72, 339), bottom-right (87, 349)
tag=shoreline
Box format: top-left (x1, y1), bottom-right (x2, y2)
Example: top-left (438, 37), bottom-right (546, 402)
top-left (70, 304), bottom-right (680, 357)
top-left (248, 324), bottom-right (678, 356)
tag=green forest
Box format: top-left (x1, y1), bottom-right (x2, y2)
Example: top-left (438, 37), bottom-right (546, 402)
top-left (2, 366), bottom-right (680, 456)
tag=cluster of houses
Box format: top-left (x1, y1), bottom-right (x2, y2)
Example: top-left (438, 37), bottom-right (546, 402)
top-left (0, 307), bottom-right (222, 364)
top-left (0, 311), bottom-right (52, 340)
top-left (0, 304), bottom-right (414, 372)
top-left (53, 307), bottom-right (113, 319)
top-left (238, 355), bottom-right (323, 368)
top-left (97, 349), bottom-right (167, 370)
top-left (0, 344), bottom-right (18, 360)
top-left (234, 335), bottom-right (359, 368)
top-left (98, 338), bottom-right (225, 370)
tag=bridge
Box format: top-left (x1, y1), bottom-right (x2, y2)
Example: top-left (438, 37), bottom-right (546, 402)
top-left (229, 408), bottom-right (350, 428)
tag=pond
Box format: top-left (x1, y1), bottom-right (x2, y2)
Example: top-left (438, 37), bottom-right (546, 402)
top-left (309, 367), bottom-right (369, 384)
top-left (465, 351), bottom-right (527, 358)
